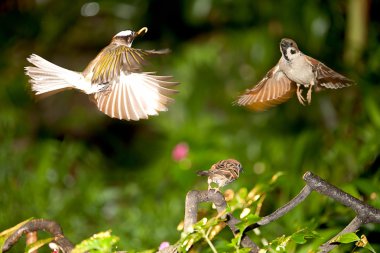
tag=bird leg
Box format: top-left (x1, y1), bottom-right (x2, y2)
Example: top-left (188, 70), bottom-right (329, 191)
top-left (306, 84), bottom-right (313, 104)
top-left (296, 84), bottom-right (306, 106)
top-left (210, 187), bottom-right (220, 193)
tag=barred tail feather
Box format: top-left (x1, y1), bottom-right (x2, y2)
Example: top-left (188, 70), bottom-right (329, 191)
top-left (25, 54), bottom-right (82, 96)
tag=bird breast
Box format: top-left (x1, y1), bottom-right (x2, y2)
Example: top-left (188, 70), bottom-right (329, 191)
top-left (279, 55), bottom-right (315, 85)
top-left (211, 174), bottom-right (231, 187)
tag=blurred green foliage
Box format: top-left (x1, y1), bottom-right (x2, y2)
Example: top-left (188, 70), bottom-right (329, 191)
top-left (0, 0), bottom-right (379, 252)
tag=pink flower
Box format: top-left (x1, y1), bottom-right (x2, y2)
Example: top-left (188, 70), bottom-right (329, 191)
top-left (159, 241), bottom-right (170, 250)
top-left (172, 142), bottom-right (189, 161)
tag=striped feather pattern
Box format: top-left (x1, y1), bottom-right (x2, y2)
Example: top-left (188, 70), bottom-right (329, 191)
top-left (235, 65), bottom-right (296, 111)
top-left (93, 72), bottom-right (177, 120)
top-left (306, 56), bottom-right (355, 90)
top-left (90, 45), bottom-right (168, 84)
top-left (197, 159), bottom-right (243, 189)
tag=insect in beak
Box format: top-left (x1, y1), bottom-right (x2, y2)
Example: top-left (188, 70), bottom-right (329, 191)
top-left (135, 27), bottom-right (148, 37)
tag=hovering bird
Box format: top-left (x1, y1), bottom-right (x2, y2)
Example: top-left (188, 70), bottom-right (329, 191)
top-left (25, 27), bottom-right (178, 121)
top-left (235, 38), bottom-right (354, 111)
top-left (197, 159), bottom-right (243, 192)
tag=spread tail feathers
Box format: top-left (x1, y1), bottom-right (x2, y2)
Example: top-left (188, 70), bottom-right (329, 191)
top-left (25, 54), bottom-right (82, 97)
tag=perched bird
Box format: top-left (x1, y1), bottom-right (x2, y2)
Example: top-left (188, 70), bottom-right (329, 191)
top-left (25, 27), bottom-right (178, 121)
top-left (197, 159), bottom-right (243, 192)
top-left (235, 38), bottom-right (354, 111)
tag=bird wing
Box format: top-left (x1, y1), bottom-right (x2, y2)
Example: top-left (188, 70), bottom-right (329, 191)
top-left (87, 44), bottom-right (169, 84)
top-left (235, 63), bottom-right (296, 111)
top-left (93, 72), bottom-right (178, 121)
top-left (305, 56), bottom-right (355, 90)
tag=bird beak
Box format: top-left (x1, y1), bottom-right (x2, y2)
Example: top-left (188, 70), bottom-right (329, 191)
top-left (135, 27), bottom-right (148, 38)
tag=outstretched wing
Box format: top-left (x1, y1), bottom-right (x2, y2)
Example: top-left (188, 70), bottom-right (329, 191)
top-left (305, 56), bottom-right (355, 90)
top-left (235, 64), bottom-right (296, 111)
top-left (93, 72), bottom-right (178, 121)
top-left (85, 45), bottom-right (169, 84)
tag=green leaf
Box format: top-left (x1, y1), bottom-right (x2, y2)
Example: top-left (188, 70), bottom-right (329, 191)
top-left (0, 218), bottom-right (33, 252)
top-left (71, 230), bottom-right (119, 253)
top-left (290, 228), bottom-right (320, 245)
top-left (270, 171), bottom-right (285, 184)
top-left (363, 242), bottom-right (376, 253)
top-left (232, 214), bottom-right (261, 248)
top-left (235, 214), bottom-right (260, 233)
top-left (266, 235), bottom-right (291, 252)
top-left (25, 237), bottom-right (54, 253)
top-left (331, 232), bottom-right (360, 244)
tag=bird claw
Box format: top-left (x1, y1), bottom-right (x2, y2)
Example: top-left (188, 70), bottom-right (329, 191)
top-left (296, 85), bottom-right (306, 106)
top-left (306, 85), bottom-right (313, 104)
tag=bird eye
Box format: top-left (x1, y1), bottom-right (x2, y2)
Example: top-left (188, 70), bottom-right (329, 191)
top-left (290, 49), bottom-right (296, 54)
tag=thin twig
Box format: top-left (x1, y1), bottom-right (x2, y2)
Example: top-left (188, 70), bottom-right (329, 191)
top-left (200, 227), bottom-right (218, 253)
top-left (258, 185), bottom-right (312, 226)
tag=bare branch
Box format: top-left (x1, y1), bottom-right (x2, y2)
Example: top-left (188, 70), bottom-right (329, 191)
top-left (241, 171), bottom-right (380, 252)
top-left (257, 185), bottom-right (313, 226)
top-left (2, 219), bottom-right (74, 253)
top-left (303, 171), bottom-right (380, 223)
top-left (3, 171), bottom-right (379, 253)
top-left (184, 190), bottom-right (260, 252)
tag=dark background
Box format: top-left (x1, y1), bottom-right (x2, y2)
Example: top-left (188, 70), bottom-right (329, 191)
top-left (0, 0), bottom-right (379, 251)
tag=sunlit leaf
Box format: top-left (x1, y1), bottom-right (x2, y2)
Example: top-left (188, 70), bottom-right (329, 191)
top-left (235, 214), bottom-right (260, 233)
top-left (331, 232), bottom-right (360, 244)
top-left (71, 230), bottom-right (119, 253)
top-left (237, 248), bottom-right (252, 253)
top-left (270, 172), bottom-right (285, 184)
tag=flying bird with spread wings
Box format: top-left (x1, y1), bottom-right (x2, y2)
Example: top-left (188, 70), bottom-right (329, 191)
top-left (25, 27), bottom-right (178, 120)
top-left (235, 38), bottom-right (354, 111)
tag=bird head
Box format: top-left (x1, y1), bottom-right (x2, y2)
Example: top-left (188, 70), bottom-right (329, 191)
top-left (280, 38), bottom-right (299, 62)
top-left (112, 27), bottom-right (148, 47)
top-left (234, 160), bottom-right (244, 174)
